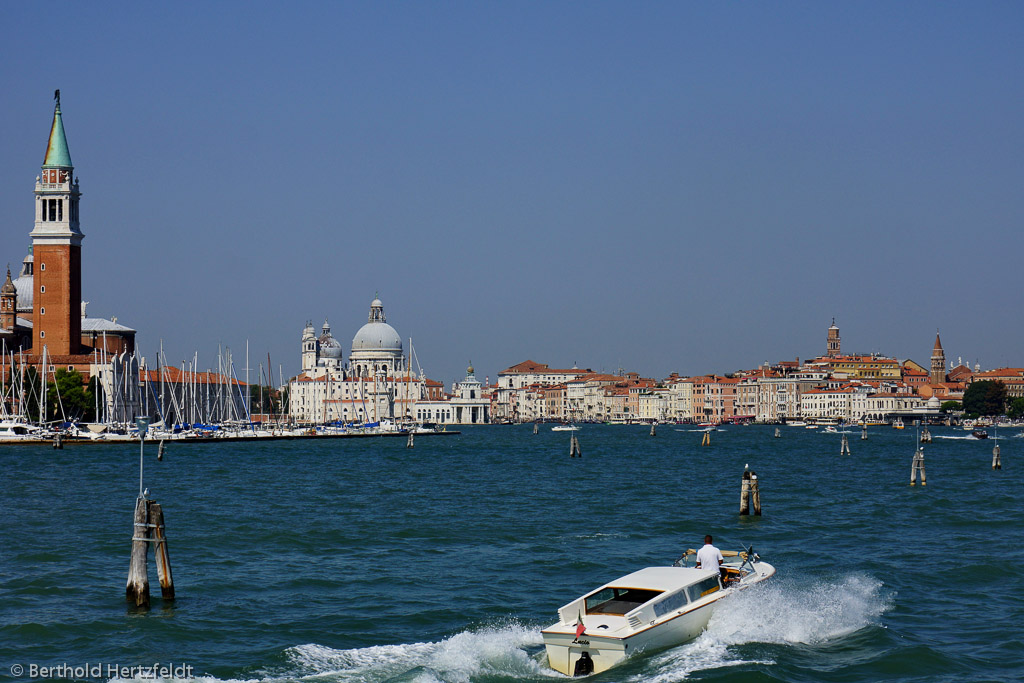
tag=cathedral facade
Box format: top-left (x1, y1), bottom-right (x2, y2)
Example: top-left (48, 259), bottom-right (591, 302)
top-left (289, 296), bottom-right (436, 424)
top-left (288, 296), bottom-right (489, 425)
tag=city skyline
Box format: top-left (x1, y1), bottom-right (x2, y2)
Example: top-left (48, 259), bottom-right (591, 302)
top-left (2, 4), bottom-right (1022, 386)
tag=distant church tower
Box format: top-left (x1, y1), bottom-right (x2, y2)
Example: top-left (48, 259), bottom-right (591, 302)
top-left (826, 318), bottom-right (841, 358)
top-left (30, 91), bottom-right (83, 357)
top-left (1, 267), bottom-right (17, 331)
top-left (930, 331), bottom-right (946, 384)
top-left (301, 321), bottom-right (317, 372)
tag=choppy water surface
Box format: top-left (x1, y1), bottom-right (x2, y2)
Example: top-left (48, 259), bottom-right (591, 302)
top-left (2, 425), bottom-right (1022, 682)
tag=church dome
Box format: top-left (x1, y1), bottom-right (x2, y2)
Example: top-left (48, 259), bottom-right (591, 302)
top-left (13, 275), bottom-right (32, 311)
top-left (352, 322), bottom-right (402, 352)
top-left (351, 295), bottom-right (402, 353)
top-left (319, 334), bottom-right (343, 359)
top-left (318, 319), bottom-right (343, 359)
top-left (926, 396), bottom-right (941, 408)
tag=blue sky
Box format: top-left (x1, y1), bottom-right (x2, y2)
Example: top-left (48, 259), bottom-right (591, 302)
top-left (2, 3), bottom-right (1022, 386)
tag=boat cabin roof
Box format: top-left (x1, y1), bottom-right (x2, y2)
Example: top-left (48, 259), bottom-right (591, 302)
top-left (598, 566), bottom-right (717, 593)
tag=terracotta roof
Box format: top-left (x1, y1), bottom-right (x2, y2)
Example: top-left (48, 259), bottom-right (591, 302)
top-left (141, 366), bottom-right (245, 386)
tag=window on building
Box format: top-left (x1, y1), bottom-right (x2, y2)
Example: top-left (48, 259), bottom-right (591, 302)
top-left (58, 200), bottom-right (63, 221)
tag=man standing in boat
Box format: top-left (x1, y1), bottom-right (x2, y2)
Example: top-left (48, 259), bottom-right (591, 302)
top-left (696, 535), bottom-right (726, 582)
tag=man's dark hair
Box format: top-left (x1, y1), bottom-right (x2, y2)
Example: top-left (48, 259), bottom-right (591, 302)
top-left (705, 535), bottom-right (713, 544)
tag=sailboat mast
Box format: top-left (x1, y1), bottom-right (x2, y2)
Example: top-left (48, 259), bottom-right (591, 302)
top-left (40, 345), bottom-right (47, 425)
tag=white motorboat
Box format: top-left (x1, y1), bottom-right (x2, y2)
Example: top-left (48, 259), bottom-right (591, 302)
top-left (0, 419), bottom-right (43, 441)
top-left (541, 547), bottom-right (775, 676)
top-left (552, 424), bottom-right (579, 432)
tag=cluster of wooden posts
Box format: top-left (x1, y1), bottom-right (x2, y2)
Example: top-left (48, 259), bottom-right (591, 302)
top-left (740, 466), bottom-right (761, 516)
top-left (126, 496), bottom-right (175, 608)
top-left (569, 433), bottom-right (581, 457)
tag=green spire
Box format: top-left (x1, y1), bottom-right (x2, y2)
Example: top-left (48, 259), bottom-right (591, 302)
top-left (43, 95), bottom-right (72, 169)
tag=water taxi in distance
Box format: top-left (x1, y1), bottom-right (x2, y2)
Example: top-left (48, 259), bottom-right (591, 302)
top-left (551, 423), bottom-right (579, 432)
top-left (541, 547), bottom-right (775, 676)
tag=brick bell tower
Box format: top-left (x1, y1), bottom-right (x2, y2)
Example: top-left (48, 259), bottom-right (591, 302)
top-left (30, 90), bottom-right (83, 357)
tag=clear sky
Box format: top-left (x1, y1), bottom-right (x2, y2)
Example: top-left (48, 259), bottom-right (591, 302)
top-left (2, 3), bottom-right (1022, 387)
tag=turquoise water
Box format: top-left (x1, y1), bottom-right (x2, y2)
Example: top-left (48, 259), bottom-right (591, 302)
top-left (2, 425), bottom-right (1022, 682)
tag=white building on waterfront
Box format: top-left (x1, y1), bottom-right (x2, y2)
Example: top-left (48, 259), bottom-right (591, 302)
top-left (289, 296), bottom-right (489, 426)
top-left (290, 296), bottom-right (428, 424)
top-left (415, 363), bottom-right (490, 425)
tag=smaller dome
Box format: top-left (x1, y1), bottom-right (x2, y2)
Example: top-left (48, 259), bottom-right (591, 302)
top-left (467, 363), bottom-right (474, 376)
top-left (926, 396), bottom-right (941, 408)
top-left (320, 335), bottom-right (343, 359)
top-left (371, 297), bottom-right (383, 308)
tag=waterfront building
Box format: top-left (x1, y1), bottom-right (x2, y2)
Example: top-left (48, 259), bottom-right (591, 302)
top-left (492, 360), bottom-right (590, 422)
top-left (542, 383), bottom-right (567, 421)
top-left (666, 375), bottom-right (694, 422)
top-left (637, 386), bottom-right (670, 422)
top-left (414, 364), bottom-right (490, 425)
top-left (902, 361), bottom-right (929, 392)
top-left (970, 368), bottom-right (1024, 399)
top-left (811, 354), bottom-right (901, 381)
top-left (690, 375), bottom-right (739, 423)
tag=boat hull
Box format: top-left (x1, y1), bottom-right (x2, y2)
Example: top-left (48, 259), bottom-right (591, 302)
top-left (543, 600), bottom-right (715, 675)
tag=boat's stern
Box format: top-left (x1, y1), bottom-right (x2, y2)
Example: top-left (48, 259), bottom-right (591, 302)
top-left (541, 627), bottom-right (627, 676)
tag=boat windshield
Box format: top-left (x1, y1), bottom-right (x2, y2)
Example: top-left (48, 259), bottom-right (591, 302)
top-left (585, 587), bottom-right (663, 615)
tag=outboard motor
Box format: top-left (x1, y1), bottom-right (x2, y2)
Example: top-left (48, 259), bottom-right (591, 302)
top-left (573, 651), bottom-right (594, 676)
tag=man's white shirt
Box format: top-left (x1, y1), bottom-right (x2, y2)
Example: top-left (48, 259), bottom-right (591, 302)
top-left (696, 543), bottom-right (724, 572)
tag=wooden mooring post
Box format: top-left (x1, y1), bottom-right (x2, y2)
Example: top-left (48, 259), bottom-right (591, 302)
top-left (126, 417), bottom-right (175, 607)
top-left (407, 431), bottom-right (414, 448)
top-left (127, 497), bottom-right (176, 606)
top-left (569, 433), bottom-right (581, 458)
top-left (774, 427), bottom-right (781, 438)
top-left (861, 423), bottom-right (868, 440)
top-left (910, 448), bottom-right (926, 486)
top-left (701, 429), bottom-right (711, 446)
top-left (650, 423), bottom-right (656, 437)
top-left (126, 496), bottom-right (150, 607)
top-left (740, 465), bottom-right (761, 515)
top-left (533, 423), bottom-right (538, 435)
top-left (992, 443), bottom-right (1002, 470)
top-left (840, 433), bottom-right (851, 455)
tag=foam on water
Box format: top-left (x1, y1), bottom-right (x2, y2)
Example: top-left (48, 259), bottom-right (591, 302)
top-left (117, 622), bottom-right (556, 683)
top-left (626, 574), bottom-right (892, 682)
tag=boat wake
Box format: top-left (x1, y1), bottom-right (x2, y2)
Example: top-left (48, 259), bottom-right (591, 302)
top-left (112, 577), bottom-right (889, 683)
top-left (625, 573), bottom-right (892, 682)
top-left (934, 435), bottom-right (983, 441)
top-left (155, 622), bottom-right (555, 683)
